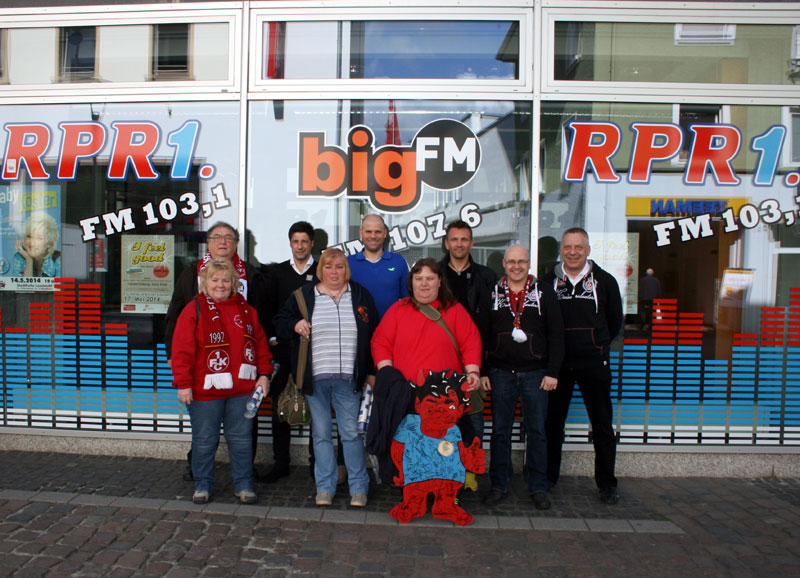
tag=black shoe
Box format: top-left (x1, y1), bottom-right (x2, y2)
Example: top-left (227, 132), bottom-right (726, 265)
top-left (182, 464), bottom-right (194, 482)
top-left (262, 465), bottom-right (290, 484)
top-left (482, 489), bottom-right (506, 507)
top-left (531, 491), bottom-right (551, 510)
top-left (599, 486), bottom-right (620, 505)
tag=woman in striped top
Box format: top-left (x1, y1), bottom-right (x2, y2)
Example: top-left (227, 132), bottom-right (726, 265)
top-left (275, 248), bottom-right (379, 508)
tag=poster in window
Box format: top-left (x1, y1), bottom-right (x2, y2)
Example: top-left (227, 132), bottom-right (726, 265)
top-left (121, 234), bottom-right (174, 314)
top-left (0, 186), bottom-right (62, 292)
top-left (719, 268), bottom-right (754, 308)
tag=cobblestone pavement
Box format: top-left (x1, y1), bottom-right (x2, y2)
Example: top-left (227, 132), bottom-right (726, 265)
top-left (0, 451), bottom-right (798, 577)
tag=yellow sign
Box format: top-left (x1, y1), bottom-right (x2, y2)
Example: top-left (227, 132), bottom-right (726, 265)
top-left (626, 197), bottom-right (749, 218)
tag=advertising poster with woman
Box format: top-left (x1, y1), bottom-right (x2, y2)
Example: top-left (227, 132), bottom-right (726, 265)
top-left (0, 186), bottom-right (62, 292)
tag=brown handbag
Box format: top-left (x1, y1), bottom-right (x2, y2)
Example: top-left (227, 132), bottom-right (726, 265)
top-left (277, 288), bottom-right (311, 426)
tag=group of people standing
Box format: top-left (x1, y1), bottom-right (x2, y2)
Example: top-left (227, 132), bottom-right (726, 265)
top-left (167, 215), bottom-right (623, 512)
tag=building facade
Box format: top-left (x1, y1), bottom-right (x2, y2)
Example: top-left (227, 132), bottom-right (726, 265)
top-left (1, 1), bottom-right (798, 460)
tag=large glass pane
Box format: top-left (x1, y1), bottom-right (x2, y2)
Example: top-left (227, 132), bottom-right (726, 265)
top-left (247, 99), bottom-right (531, 275)
top-left (541, 101), bottom-right (799, 445)
top-left (555, 21), bottom-right (799, 85)
top-left (263, 20), bottom-right (519, 80)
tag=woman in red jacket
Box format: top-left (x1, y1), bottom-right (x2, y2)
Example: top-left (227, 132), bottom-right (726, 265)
top-left (172, 257), bottom-right (273, 505)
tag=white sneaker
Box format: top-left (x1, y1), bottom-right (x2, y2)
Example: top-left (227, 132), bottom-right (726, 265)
top-left (350, 493), bottom-right (367, 507)
top-left (315, 492), bottom-right (333, 506)
top-left (192, 490), bottom-right (209, 504)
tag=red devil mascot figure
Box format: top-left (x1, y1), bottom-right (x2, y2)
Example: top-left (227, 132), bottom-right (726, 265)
top-left (390, 370), bottom-right (486, 525)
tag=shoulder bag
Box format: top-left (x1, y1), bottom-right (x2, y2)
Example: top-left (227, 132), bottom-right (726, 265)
top-left (417, 302), bottom-right (486, 415)
top-left (277, 288), bottom-right (312, 426)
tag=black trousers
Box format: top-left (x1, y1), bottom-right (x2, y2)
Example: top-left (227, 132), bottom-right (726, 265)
top-left (269, 363), bottom-right (293, 468)
top-left (545, 363), bottom-right (617, 489)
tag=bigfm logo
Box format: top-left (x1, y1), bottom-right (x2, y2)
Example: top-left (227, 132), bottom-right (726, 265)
top-left (298, 119), bottom-right (481, 213)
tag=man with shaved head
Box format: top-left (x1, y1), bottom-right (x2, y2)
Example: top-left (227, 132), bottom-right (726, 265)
top-left (347, 213), bottom-right (409, 319)
top-left (481, 245), bottom-right (564, 510)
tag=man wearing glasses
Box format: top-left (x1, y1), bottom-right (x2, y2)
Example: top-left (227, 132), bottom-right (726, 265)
top-left (165, 221), bottom-right (265, 481)
top-left (481, 245), bottom-right (564, 510)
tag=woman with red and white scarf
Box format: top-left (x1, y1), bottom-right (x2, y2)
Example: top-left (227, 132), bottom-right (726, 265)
top-left (172, 258), bottom-right (273, 505)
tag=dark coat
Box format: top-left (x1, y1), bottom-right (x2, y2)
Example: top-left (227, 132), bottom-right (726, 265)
top-left (542, 260), bottom-right (623, 370)
top-left (273, 280), bottom-right (378, 395)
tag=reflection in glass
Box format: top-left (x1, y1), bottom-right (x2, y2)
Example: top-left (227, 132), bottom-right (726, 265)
top-left (247, 100), bottom-right (531, 275)
top-left (263, 20), bottom-right (518, 80)
top-left (554, 21), bottom-right (800, 85)
top-left (60, 27), bottom-right (96, 82)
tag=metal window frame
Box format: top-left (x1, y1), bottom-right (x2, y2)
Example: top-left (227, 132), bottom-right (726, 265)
top-left (0, 2), bottom-right (242, 102)
top-left (247, 0), bottom-right (535, 98)
top-left (540, 0), bottom-right (800, 105)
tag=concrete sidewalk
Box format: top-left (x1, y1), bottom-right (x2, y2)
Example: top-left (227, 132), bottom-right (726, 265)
top-left (0, 450), bottom-right (798, 576)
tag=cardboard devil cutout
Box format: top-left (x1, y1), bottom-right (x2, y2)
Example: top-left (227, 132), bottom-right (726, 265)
top-left (390, 370), bottom-right (486, 525)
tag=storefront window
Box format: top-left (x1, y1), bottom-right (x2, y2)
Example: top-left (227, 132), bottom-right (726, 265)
top-left (554, 21), bottom-right (800, 85)
top-left (0, 102), bottom-right (240, 341)
top-left (247, 99), bottom-right (531, 273)
top-left (263, 20), bottom-right (519, 80)
top-left (541, 101), bottom-right (800, 444)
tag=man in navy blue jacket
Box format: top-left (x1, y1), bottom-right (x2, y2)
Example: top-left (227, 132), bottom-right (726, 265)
top-left (482, 245), bottom-right (564, 510)
top-left (543, 227), bottom-right (623, 505)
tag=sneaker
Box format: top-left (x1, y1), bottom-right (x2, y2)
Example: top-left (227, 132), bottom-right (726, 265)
top-left (192, 490), bottom-right (209, 504)
top-left (182, 464), bottom-right (194, 482)
top-left (531, 491), bottom-right (551, 510)
top-left (599, 486), bottom-right (620, 505)
top-left (482, 489), bottom-right (506, 507)
top-left (315, 492), bottom-right (333, 506)
top-left (350, 493), bottom-right (368, 507)
top-left (262, 465), bottom-right (290, 484)
top-left (235, 489), bottom-right (257, 504)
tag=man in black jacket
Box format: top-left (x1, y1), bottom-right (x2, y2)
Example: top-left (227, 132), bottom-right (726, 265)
top-left (482, 245), bottom-right (564, 510)
top-left (439, 220), bottom-right (497, 446)
top-left (258, 221), bottom-right (318, 483)
top-left (164, 221), bottom-right (265, 481)
top-left (543, 227), bottom-right (623, 505)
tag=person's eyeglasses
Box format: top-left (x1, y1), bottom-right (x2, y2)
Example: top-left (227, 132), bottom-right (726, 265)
top-left (504, 259), bottom-right (529, 266)
top-left (208, 235), bottom-right (236, 242)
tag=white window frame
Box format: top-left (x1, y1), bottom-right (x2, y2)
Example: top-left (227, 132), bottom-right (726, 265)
top-left (670, 103), bottom-right (731, 166)
top-left (674, 23), bottom-right (736, 46)
top-left (540, 1), bottom-right (800, 105)
top-left (247, 1), bottom-right (534, 98)
top-left (0, 3), bottom-right (241, 102)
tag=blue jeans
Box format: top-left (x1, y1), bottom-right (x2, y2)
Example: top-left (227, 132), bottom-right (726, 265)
top-left (489, 367), bottom-right (549, 494)
top-left (189, 394), bottom-right (253, 494)
top-left (307, 377), bottom-right (369, 495)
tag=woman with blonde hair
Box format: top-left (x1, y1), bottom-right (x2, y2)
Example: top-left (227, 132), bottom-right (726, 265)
top-left (171, 257), bottom-right (273, 504)
top-left (275, 248), bottom-right (379, 507)
top-left (13, 213), bottom-right (61, 277)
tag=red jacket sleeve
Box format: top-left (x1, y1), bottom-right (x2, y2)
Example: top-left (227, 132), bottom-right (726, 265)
top-left (171, 300), bottom-right (198, 390)
top-left (253, 314), bottom-right (274, 376)
top-left (371, 300), bottom-right (401, 365)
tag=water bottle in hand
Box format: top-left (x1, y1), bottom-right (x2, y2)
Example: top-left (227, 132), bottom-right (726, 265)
top-left (244, 385), bottom-right (264, 419)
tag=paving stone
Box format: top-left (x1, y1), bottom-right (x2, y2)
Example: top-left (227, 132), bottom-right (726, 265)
top-left (629, 519), bottom-right (684, 534)
top-left (585, 518), bottom-right (635, 532)
top-left (531, 517), bottom-right (589, 531)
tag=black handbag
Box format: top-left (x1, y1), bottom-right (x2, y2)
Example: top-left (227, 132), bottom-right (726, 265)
top-left (277, 288), bottom-right (311, 426)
